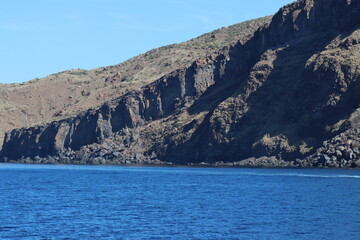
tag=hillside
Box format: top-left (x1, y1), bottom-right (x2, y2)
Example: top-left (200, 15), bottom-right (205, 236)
top-left (1, 0), bottom-right (360, 168)
top-left (0, 16), bottom-right (271, 147)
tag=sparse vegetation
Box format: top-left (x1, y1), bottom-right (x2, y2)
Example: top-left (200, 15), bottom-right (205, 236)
top-left (0, 0), bottom-right (359, 168)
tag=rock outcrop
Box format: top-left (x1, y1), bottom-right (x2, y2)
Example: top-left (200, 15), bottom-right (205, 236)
top-left (0, 52), bottom-right (228, 161)
top-left (1, 0), bottom-right (359, 168)
top-left (0, 17), bottom-right (271, 148)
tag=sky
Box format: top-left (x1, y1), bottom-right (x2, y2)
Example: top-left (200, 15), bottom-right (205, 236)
top-left (0, 0), bottom-right (293, 84)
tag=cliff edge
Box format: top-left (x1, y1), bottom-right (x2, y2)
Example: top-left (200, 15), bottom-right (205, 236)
top-left (1, 0), bottom-right (359, 168)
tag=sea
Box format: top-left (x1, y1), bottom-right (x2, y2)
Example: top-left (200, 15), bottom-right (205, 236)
top-left (0, 164), bottom-right (359, 240)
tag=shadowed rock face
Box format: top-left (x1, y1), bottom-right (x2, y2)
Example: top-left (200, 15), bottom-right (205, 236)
top-left (1, 0), bottom-right (360, 167)
top-left (167, 0), bottom-right (360, 163)
top-left (0, 54), bottom-right (227, 160)
top-left (0, 16), bottom-right (271, 149)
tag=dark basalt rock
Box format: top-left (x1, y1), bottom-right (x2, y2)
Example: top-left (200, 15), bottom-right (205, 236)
top-left (1, 0), bottom-right (359, 168)
top-left (302, 128), bottom-right (360, 168)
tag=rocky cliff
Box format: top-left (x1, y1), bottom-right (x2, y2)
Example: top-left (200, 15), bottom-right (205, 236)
top-left (0, 17), bottom-right (270, 148)
top-left (1, 0), bottom-right (359, 167)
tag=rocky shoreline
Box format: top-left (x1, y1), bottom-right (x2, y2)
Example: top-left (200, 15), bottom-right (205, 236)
top-left (2, 127), bottom-right (360, 169)
top-left (2, 157), bottom-right (360, 169)
top-left (0, 0), bottom-right (359, 168)
top-left (300, 128), bottom-right (360, 168)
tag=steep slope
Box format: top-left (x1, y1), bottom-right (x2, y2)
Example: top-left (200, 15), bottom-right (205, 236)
top-left (0, 17), bottom-right (270, 148)
top-left (1, 0), bottom-right (359, 168)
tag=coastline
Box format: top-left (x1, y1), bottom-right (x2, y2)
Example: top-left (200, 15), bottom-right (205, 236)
top-left (1, 159), bottom-right (359, 170)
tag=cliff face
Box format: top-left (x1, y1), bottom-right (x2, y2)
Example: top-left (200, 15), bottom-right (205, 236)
top-left (168, 0), bottom-right (360, 163)
top-left (0, 53), bottom-right (227, 161)
top-left (0, 17), bottom-right (271, 149)
top-left (1, 0), bottom-right (360, 167)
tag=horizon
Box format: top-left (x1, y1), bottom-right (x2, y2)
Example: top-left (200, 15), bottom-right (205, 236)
top-left (1, 0), bottom-right (293, 84)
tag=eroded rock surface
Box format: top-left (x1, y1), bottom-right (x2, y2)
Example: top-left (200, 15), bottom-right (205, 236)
top-left (1, 0), bottom-right (359, 168)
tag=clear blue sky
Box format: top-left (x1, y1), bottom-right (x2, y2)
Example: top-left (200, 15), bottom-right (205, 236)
top-left (0, 0), bottom-right (293, 84)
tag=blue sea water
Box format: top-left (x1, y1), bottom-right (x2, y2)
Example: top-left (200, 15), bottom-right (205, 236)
top-left (0, 164), bottom-right (359, 240)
